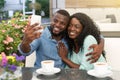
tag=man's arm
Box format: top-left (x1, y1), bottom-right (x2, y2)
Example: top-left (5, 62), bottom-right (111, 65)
top-left (20, 37), bottom-right (31, 53)
top-left (20, 23), bottom-right (42, 53)
top-left (86, 36), bottom-right (104, 63)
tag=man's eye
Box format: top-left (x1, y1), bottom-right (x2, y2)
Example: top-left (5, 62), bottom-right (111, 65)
top-left (53, 19), bottom-right (58, 23)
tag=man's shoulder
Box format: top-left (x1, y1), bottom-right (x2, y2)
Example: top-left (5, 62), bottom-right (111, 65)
top-left (41, 26), bottom-right (52, 38)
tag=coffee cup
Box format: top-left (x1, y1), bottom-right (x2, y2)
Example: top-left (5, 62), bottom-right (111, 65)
top-left (41, 60), bottom-right (55, 72)
top-left (94, 62), bottom-right (109, 75)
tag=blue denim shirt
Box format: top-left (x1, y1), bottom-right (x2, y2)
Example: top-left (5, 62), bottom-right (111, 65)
top-left (18, 26), bottom-right (68, 68)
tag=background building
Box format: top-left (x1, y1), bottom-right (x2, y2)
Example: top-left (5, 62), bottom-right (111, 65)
top-left (0, 0), bottom-right (23, 19)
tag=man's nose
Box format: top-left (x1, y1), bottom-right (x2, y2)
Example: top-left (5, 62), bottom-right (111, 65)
top-left (55, 22), bottom-right (61, 27)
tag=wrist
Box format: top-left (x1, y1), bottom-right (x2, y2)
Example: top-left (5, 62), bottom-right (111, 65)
top-left (20, 39), bottom-right (31, 53)
top-left (22, 36), bottom-right (32, 46)
top-left (62, 57), bottom-right (68, 62)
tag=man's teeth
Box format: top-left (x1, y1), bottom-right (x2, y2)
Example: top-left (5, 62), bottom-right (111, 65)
top-left (54, 28), bottom-right (59, 31)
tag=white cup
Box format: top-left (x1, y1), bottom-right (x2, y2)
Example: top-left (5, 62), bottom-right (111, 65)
top-left (41, 60), bottom-right (55, 72)
top-left (94, 62), bottom-right (109, 75)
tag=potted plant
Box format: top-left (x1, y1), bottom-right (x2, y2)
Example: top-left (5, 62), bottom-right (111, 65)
top-left (0, 12), bottom-right (28, 55)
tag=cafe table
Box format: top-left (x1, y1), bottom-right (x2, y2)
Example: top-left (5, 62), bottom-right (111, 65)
top-left (22, 67), bottom-right (120, 80)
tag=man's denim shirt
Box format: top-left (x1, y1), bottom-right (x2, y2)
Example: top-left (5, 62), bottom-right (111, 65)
top-left (18, 26), bottom-right (68, 68)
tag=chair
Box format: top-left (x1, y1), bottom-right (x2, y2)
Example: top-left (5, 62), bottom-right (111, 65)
top-left (25, 51), bottom-right (36, 67)
top-left (104, 38), bottom-right (120, 71)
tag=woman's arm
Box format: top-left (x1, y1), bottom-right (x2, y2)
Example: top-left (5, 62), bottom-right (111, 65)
top-left (62, 58), bottom-right (80, 68)
top-left (58, 42), bottom-right (80, 68)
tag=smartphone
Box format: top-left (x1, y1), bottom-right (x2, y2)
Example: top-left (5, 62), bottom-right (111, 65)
top-left (31, 15), bottom-right (41, 26)
top-left (31, 15), bottom-right (43, 32)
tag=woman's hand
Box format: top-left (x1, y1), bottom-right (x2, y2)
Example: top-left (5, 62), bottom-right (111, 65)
top-left (57, 42), bottom-right (68, 60)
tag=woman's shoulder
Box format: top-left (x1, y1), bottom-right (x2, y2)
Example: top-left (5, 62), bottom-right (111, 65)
top-left (85, 35), bottom-right (96, 40)
top-left (84, 35), bottom-right (97, 45)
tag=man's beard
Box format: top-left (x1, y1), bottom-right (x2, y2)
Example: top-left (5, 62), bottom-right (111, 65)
top-left (50, 27), bottom-right (66, 37)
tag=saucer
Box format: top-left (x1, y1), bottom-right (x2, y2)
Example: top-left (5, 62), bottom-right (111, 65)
top-left (87, 69), bottom-right (113, 78)
top-left (36, 67), bottom-right (61, 75)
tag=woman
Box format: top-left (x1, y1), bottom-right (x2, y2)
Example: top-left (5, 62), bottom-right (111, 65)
top-left (58, 12), bottom-right (106, 70)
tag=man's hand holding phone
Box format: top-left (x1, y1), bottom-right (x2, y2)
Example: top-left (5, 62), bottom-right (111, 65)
top-left (30, 15), bottom-right (44, 33)
top-left (23, 15), bottom-right (44, 44)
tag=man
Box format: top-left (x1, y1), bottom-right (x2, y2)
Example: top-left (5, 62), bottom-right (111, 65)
top-left (18, 9), bottom-right (104, 68)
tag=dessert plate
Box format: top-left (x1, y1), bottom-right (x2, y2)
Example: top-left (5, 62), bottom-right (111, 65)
top-left (36, 67), bottom-right (61, 75)
top-left (87, 69), bottom-right (113, 78)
